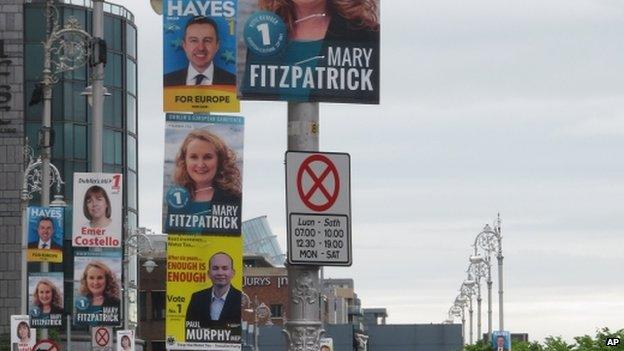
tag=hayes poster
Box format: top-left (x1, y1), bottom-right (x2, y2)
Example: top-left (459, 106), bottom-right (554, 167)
top-left (163, 0), bottom-right (240, 112)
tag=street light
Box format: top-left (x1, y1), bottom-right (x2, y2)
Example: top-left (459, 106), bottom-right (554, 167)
top-left (473, 215), bottom-right (504, 333)
top-left (468, 254), bottom-right (489, 342)
top-left (461, 276), bottom-right (477, 344)
top-left (242, 293), bottom-right (273, 351)
top-left (19, 142), bottom-right (65, 341)
top-left (124, 227), bottom-right (159, 331)
top-left (453, 295), bottom-right (468, 344)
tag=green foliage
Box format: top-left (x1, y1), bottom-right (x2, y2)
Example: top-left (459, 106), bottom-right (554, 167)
top-left (462, 328), bottom-right (624, 351)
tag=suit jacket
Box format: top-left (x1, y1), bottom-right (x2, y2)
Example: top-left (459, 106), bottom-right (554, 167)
top-left (185, 286), bottom-right (241, 328)
top-left (27, 241), bottom-right (62, 250)
top-left (163, 65), bottom-right (235, 86)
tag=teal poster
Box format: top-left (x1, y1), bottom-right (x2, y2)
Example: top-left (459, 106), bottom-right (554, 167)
top-left (237, 0), bottom-right (380, 104)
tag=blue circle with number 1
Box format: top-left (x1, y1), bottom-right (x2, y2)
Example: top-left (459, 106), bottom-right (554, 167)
top-left (244, 11), bottom-right (287, 56)
top-left (166, 186), bottom-right (189, 209)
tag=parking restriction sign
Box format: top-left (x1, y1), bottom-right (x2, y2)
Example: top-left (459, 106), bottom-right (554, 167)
top-left (286, 151), bottom-right (351, 266)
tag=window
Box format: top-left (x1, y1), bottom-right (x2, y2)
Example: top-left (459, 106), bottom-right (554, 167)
top-left (270, 304), bottom-right (283, 317)
top-left (105, 53), bottom-right (123, 87)
top-left (126, 23), bottom-right (137, 58)
top-left (24, 44), bottom-right (43, 80)
top-left (103, 89), bottom-right (122, 128)
top-left (103, 129), bottom-right (122, 165)
top-left (104, 16), bottom-right (122, 51)
top-left (25, 7), bottom-right (46, 42)
top-left (152, 291), bottom-right (166, 320)
top-left (64, 82), bottom-right (87, 121)
top-left (127, 170), bottom-right (137, 210)
top-left (126, 59), bottom-right (136, 95)
top-left (74, 125), bottom-right (87, 159)
top-left (127, 94), bottom-right (136, 134)
top-left (139, 291), bottom-right (148, 321)
top-left (127, 135), bottom-right (136, 170)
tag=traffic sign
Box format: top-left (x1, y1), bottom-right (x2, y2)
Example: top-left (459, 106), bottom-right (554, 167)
top-left (92, 326), bottom-right (112, 351)
top-left (32, 339), bottom-right (60, 351)
top-left (286, 151), bottom-right (351, 266)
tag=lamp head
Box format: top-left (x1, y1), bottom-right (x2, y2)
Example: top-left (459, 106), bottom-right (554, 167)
top-left (469, 255), bottom-right (484, 264)
top-left (142, 258), bottom-right (157, 273)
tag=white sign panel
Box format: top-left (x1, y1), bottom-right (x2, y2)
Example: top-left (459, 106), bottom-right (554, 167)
top-left (117, 330), bottom-right (135, 351)
top-left (286, 151), bottom-right (351, 266)
top-left (72, 172), bottom-right (123, 248)
top-left (10, 315), bottom-right (35, 351)
top-left (92, 326), bottom-right (113, 351)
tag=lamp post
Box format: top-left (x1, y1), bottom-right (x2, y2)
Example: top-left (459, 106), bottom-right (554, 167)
top-left (461, 276), bottom-right (477, 344)
top-left (242, 293), bottom-right (273, 351)
top-left (19, 142), bottom-right (65, 341)
top-left (474, 215), bottom-right (504, 332)
top-left (123, 227), bottom-right (159, 331)
top-left (453, 295), bottom-right (468, 345)
top-left (469, 254), bottom-right (489, 341)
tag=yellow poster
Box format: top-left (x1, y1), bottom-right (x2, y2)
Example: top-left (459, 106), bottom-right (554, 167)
top-left (166, 235), bottom-right (242, 350)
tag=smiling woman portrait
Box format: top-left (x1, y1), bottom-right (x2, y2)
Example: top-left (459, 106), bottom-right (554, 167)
top-left (83, 185), bottom-right (112, 228)
top-left (173, 129), bottom-right (242, 203)
top-left (32, 279), bottom-right (63, 315)
top-left (79, 261), bottom-right (120, 308)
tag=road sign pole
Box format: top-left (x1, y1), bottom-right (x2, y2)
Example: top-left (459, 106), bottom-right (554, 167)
top-left (284, 102), bottom-right (324, 350)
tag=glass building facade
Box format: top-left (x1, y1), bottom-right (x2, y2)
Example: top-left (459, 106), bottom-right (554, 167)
top-left (22, 0), bottom-right (138, 326)
top-left (242, 216), bottom-right (286, 266)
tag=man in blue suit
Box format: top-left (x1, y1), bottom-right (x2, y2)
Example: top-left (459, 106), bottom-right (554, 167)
top-left (164, 16), bottom-right (235, 87)
top-left (185, 252), bottom-right (241, 327)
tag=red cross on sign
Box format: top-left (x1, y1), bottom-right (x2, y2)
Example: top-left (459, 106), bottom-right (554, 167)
top-left (32, 339), bottom-right (60, 351)
top-left (297, 154), bottom-right (340, 211)
top-left (95, 327), bottom-right (110, 346)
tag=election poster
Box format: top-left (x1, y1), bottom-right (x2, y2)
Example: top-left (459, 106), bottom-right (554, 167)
top-left (26, 206), bottom-right (64, 263)
top-left (163, 0), bottom-right (240, 112)
top-left (166, 235), bottom-right (243, 350)
top-left (163, 114), bottom-right (243, 235)
top-left (237, 0), bottom-right (380, 104)
top-left (72, 172), bottom-right (123, 248)
top-left (28, 272), bottom-right (64, 328)
top-left (73, 250), bottom-right (122, 326)
top-left (492, 331), bottom-right (512, 351)
top-left (10, 315), bottom-right (35, 351)
top-left (117, 330), bottom-right (135, 351)
top-left (320, 338), bottom-right (334, 351)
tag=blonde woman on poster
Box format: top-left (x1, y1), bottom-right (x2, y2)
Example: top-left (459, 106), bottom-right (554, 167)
top-left (163, 114), bottom-right (244, 235)
top-left (79, 261), bottom-right (121, 308)
top-left (32, 279), bottom-right (63, 315)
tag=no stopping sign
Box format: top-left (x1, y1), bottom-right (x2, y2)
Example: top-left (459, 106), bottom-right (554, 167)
top-left (286, 151), bottom-right (351, 266)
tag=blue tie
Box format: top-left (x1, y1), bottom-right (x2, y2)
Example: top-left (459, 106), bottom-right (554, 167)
top-left (194, 74), bottom-right (206, 85)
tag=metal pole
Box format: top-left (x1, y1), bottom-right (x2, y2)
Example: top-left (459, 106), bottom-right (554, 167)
top-left (487, 265), bottom-right (493, 340)
top-left (39, 1), bottom-right (54, 340)
top-left (477, 281), bottom-right (482, 341)
top-left (91, 0), bottom-right (104, 171)
top-left (496, 217), bottom-right (504, 331)
top-left (20, 203), bottom-right (28, 314)
top-left (468, 296), bottom-right (473, 344)
top-left (461, 308), bottom-right (466, 345)
top-left (66, 314), bottom-right (72, 351)
top-left (284, 102), bottom-right (322, 351)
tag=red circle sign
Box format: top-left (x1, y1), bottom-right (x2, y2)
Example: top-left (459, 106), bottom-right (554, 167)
top-left (32, 339), bottom-right (60, 351)
top-left (95, 327), bottom-right (110, 346)
top-left (297, 154), bottom-right (340, 211)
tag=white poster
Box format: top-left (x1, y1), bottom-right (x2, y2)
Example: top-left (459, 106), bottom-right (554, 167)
top-left (10, 315), bottom-right (35, 351)
top-left (72, 172), bottom-right (123, 248)
top-left (117, 330), bottom-right (135, 351)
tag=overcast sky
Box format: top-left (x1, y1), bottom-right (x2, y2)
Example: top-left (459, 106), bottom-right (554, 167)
top-left (118, 0), bottom-right (624, 343)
